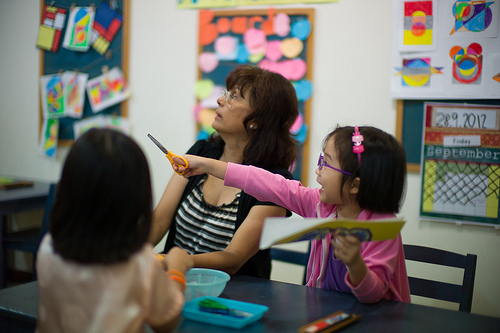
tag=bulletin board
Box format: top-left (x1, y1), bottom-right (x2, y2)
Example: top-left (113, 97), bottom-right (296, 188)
top-left (38, 0), bottom-right (129, 146)
top-left (396, 99), bottom-right (500, 173)
top-left (195, 8), bottom-right (314, 184)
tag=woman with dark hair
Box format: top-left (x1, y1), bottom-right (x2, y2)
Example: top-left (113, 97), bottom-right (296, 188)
top-left (149, 65), bottom-right (299, 278)
top-left (37, 129), bottom-right (193, 333)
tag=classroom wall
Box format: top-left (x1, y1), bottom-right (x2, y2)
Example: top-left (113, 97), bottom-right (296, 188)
top-left (1, 0), bottom-right (499, 317)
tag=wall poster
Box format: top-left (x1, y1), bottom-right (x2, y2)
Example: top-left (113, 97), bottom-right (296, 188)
top-left (194, 8), bottom-right (314, 184)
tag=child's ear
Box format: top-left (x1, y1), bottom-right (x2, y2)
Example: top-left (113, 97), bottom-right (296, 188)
top-left (349, 177), bottom-right (361, 194)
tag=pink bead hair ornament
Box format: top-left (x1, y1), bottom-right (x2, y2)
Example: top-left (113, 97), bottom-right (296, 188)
top-left (352, 126), bottom-right (364, 166)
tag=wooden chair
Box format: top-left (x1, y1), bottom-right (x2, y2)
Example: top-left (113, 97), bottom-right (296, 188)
top-left (3, 183), bottom-right (57, 281)
top-left (270, 243), bottom-right (310, 285)
top-left (403, 244), bottom-right (477, 312)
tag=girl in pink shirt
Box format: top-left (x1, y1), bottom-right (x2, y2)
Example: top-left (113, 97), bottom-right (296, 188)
top-left (174, 125), bottom-right (410, 304)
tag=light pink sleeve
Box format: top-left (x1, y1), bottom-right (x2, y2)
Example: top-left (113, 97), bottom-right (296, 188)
top-left (224, 163), bottom-right (320, 217)
top-left (345, 235), bottom-right (408, 303)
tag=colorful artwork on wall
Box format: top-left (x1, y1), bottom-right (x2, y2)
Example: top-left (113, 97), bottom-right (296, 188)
top-left (40, 74), bottom-right (65, 118)
top-left (63, 71), bottom-right (89, 118)
top-left (63, 6), bottom-right (95, 51)
top-left (36, 5), bottom-right (67, 52)
top-left (39, 118), bottom-right (59, 159)
top-left (391, 0), bottom-right (500, 98)
top-left (86, 67), bottom-right (130, 113)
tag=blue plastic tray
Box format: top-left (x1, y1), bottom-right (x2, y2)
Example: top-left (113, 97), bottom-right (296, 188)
top-left (182, 296), bottom-right (269, 329)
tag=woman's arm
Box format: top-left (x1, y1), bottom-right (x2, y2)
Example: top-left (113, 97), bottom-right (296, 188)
top-left (192, 204), bottom-right (287, 275)
top-left (149, 174), bottom-right (189, 246)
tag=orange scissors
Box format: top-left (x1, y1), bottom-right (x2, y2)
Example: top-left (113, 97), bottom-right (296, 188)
top-left (147, 134), bottom-right (188, 175)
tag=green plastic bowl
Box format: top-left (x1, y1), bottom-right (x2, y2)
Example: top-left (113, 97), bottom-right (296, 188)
top-left (185, 268), bottom-right (231, 301)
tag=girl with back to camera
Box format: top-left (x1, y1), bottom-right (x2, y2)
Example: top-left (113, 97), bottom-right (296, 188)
top-left (174, 125), bottom-right (411, 303)
top-left (36, 129), bottom-right (193, 333)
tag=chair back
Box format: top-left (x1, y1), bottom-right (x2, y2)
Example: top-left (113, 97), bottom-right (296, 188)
top-left (37, 183), bottom-right (57, 244)
top-left (270, 243), bottom-right (310, 285)
top-left (403, 244), bottom-right (477, 312)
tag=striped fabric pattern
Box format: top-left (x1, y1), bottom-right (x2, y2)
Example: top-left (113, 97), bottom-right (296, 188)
top-left (173, 178), bottom-right (240, 254)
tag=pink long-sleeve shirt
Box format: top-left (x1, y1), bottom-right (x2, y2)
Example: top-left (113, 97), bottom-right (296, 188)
top-left (225, 163), bottom-right (411, 303)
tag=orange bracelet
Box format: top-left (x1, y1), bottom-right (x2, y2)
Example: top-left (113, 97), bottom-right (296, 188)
top-left (168, 274), bottom-right (187, 290)
top-left (167, 269), bottom-right (186, 280)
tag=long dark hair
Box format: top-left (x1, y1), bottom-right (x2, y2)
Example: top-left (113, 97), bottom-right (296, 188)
top-left (50, 129), bottom-right (152, 264)
top-left (211, 65), bottom-right (299, 170)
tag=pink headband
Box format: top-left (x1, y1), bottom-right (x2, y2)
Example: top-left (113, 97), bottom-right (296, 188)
top-left (352, 126), bottom-right (364, 166)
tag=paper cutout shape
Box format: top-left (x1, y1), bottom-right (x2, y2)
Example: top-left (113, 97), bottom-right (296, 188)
top-left (265, 40), bottom-right (283, 61)
top-left (274, 13), bottom-right (291, 37)
top-left (195, 79), bottom-right (215, 99)
top-left (236, 44), bottom-right (250, 63)
top-left (86, 67), bottom-right (130, 113)
top-left (91, 2), bottom-right (123, 55)
top-left (244, 28), bottom-right (267, 54)
top-left (249, 52), bottom-right (266, 63)
top-left (217, 17), bottom-right (231, 33)
top-left (281, 38), bottom-right (303, 59)
top-left (403, 1), bottom-right (433, 46)
top-left (450, 1), bottom-right (495, 35)
top-left (214, 36), bottom-right (239, 60)
top-left (40, 74), bottom-right (65, 118)
top-left (200, 85), bottom-right (224, 108)
top-left (63, 71), bottom-right (89, 118)
top-left (293, 79), bottom-right (313, 102)
top-left (395, 58), bottom-right (443, 87)
top-left (450, 43), bottom-right (483, 84)
top-left (291, 19), bottom-right (312, 40)
top-left (63, 6), bottom-right (95, 51)
top-left (39, 118), bottom-right (59, 159)
top-left (232, 16), bottom-right (248, 34)
top-left (259, 58), bottom-right (307, 81)
top-left (261, 7), bottom-right (275, 35)
top-left (199, 10), bottom-right (218, 45)
top-left (199, 52), bottom-right (219, 73)
top-left (36, 5), bottom-right (67, 52)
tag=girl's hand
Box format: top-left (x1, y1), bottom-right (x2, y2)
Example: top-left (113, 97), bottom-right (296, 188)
top-left (163, 246), bottom-right (194, 274)
top-left (172, 155), bottom-right (207, 178)
top-left (172, 155), bottom-right (228, 180)
top-left (332, 233), bottom-right (362, 266)
top-left (332, 233), bottom-right (367, 286)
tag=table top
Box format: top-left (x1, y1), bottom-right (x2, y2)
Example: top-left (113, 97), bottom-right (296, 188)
top-left (0, 181), bottom-right (50, 215)
top-left (0, 275), bottom-right (499, 332)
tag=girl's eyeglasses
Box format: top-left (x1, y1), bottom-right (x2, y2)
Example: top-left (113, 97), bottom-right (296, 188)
top-left (317, 154), bottom-right (351, 175)
top-left (220, 90), bottom-right (249, 107)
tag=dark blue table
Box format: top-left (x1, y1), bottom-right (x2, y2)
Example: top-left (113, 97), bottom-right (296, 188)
top-left (0, 275), bottom-right (499, 332)
top-left (0, 181), bottom-right (50, 289)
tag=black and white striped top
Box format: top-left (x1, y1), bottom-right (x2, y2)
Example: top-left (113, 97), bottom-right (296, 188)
top-left (173, 177), bottom-right (240, 254)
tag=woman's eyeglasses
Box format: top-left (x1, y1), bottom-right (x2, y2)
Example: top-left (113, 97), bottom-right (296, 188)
top-left (220, 90), bottom-right (249, 107)
top-left (317, 154), bottom-right (351, 175)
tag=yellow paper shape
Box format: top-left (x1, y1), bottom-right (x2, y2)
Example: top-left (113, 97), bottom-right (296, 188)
top-left (37, 25), bottom-right (55, 50)
top-left (93, 36), bottom-right (110, 55)
top-left (281, 37), bottom-right (304, 59)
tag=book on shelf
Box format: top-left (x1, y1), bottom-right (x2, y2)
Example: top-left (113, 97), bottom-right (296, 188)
top-left (260, 216), bottom-right (405, 249)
